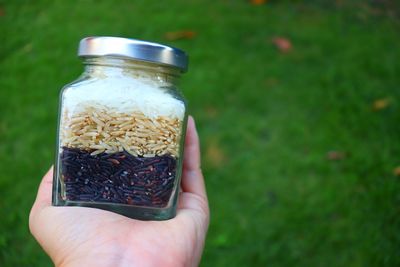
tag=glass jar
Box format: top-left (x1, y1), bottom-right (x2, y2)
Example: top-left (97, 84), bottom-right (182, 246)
top-left (52, 37), bottom-right (188, 220)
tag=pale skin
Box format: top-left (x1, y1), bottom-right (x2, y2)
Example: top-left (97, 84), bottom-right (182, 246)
top-left (29, 116), bottom-right (209, 267)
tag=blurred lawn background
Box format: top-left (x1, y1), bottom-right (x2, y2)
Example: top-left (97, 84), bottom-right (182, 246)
top-left (1, 0), bottom-right (400, 266)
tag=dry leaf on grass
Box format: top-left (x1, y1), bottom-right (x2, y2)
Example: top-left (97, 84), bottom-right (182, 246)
top-left (393, 166), bottom-right (400, 176)
top-left (372, 98), bottom-right (390, 111)
top-left (164, 30), bottom-right (196, 41)
top-left (271, 37), bottom-right (292, 53)
top-left (326, 151), bottom-right (346, 161)
top-left (335, 0), bottom-right (344, 7)
top-left (265, 77), bottom-right (279, 87)
top-left (22, 43), bottom-right (33, 53)
top-left (250, 0), bottom-right (267, 5)
top-left (205, 106), bottom-right (218, 119)
top-left (205, 140), bottom-right (226, 167)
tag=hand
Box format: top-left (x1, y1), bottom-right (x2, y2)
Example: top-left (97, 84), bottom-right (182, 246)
top-left (29, 116), bottom-right (209, 267)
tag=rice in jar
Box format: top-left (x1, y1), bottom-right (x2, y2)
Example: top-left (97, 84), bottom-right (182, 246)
top-left (52, 36), bottom-right (188, 220)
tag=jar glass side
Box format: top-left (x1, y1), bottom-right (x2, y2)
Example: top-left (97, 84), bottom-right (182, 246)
top-left (52, 57), bottom-right (187, 220)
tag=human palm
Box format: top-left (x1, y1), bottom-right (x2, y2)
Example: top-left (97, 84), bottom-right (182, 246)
top-left (30, 117), bottom-right (209, 267)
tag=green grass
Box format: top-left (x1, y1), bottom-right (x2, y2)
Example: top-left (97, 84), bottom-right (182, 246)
top-left (1, 0), bottom-right (400, 266)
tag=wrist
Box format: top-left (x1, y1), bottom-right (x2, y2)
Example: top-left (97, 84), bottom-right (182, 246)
top-left (54, 247), bottom-right (176, 267)
top-left (55, 246), bottom-right (136, 267)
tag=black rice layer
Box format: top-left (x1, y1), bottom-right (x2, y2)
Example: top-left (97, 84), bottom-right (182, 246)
top-left (60, 147), bottom-right (176, 208)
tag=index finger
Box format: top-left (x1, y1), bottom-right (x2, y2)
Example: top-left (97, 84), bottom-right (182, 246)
top-left (181, 116), bottom-right (207, 200)
top-left (31, 167), bottom-right (53, 212)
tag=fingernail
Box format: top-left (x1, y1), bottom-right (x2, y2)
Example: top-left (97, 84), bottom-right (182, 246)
top-left (188, 115), bottom-right (196, 130)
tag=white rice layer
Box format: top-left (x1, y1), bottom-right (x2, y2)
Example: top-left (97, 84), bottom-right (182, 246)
top-left (62, 76), bottom-right (185, 119)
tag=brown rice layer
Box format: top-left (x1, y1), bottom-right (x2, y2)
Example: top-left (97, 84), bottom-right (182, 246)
top-left (60, 105), bottom-right (182, 157)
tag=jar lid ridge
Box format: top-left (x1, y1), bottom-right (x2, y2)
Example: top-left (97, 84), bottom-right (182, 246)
top-left (78, 36), bottom-right (188, 72)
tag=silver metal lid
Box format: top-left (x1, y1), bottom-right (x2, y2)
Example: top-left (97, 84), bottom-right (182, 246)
top-left (78, 36), bottom-right (188, 72)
